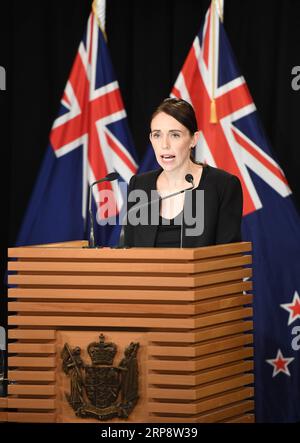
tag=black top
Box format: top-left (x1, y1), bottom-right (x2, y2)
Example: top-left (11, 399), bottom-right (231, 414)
top-left (123, 164), bottom-right (243, 248)
top-left (155, 214), bottom-right (182, 248)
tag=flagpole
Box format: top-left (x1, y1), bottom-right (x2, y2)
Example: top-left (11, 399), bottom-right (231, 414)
top-left (209, 0), bottom-right (224, 123)
top-left (210, 0), bottom-right (218, 123)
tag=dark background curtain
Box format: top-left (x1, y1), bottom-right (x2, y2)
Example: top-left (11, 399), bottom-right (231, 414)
top-left (1, 0), bottom-right (300, 325)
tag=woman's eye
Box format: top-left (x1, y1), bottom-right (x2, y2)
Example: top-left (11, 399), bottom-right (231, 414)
top-left (152, 133), bottom-right (160, 139)
top-left (171, 133), bottom-right (180, 138)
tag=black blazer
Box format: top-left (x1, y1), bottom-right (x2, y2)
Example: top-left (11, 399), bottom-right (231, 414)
top-left (123, 164), bottom-right (243, 248)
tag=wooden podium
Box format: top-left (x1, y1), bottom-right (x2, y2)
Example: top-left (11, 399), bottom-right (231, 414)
top-left (4, 240), bottom-right (254, 423)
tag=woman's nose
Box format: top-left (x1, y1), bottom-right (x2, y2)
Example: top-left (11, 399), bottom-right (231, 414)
top-left (160, 135), bottom-right (170, 149)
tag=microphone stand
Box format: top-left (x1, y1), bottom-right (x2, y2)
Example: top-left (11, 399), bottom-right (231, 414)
top-left (180, 176), bottom-right (195, 248)
top-left (87, 173), bottom-right (119, 248)
top-left (88, 183), bottom-right (96, 248)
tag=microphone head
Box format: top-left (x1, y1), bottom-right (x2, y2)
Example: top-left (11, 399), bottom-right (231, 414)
top-left (106, 172), bottom-right (120, 182)
top-left (185, 174), bottom-right (194, 185)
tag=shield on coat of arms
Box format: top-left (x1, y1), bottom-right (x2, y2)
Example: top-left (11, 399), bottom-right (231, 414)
top-left (84, 366), bottom-right (121, 409)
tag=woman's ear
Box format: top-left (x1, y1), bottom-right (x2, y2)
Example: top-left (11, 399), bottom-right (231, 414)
top-left (192, 131), bottom-right (200, 147)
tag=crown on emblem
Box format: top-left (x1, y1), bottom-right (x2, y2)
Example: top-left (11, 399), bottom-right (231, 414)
top-left (87, 334), bottom-right (117, 366)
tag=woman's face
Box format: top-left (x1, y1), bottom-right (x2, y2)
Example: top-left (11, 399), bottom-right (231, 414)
top-left (150, 112), bottom-right (198, 173)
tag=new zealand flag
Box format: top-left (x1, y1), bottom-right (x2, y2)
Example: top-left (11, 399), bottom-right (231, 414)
top-left (140, 4), bottom-right (300, 422)
top-left (17, 8), bottom-right (138, 248)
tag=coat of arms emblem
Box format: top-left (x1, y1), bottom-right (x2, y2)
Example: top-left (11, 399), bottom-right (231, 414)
top-left (61, 334), bottom-right (139, 420)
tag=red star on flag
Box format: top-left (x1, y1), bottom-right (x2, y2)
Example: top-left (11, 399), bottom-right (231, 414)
top-left (280, 291), bottom-right (300, 325)
top-left (266, 349), bottom-right (295, 377)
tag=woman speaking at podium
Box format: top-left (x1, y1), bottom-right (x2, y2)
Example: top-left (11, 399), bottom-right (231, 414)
top-left (123, 98), bottom-right (243, 248)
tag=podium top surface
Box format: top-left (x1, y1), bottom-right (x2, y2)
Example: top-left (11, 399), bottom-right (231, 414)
top-left (8, 240), bottom-right (252, 261)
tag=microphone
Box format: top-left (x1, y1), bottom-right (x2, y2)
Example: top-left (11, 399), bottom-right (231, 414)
top-left (180, 174), bottom-right (195, 248)
top-left (88, 172), bottom-right (120, 248)
top-left (185, 174), bottom-right (194, 185)
top-left (120, 173), bottom-right (195, 247)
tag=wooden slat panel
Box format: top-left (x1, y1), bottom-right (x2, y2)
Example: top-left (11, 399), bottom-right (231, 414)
top-left (148, 361), bottom-right (253, 386)
top-left (194, 294), bottom-right (252, 314)
top-left (148, 320), bottom-right (253, 343)
top-left (8, 307), bottom-right (252, 328)
top-left (8, 287), bottom-right (199, 302)
top-left (9, 261), bottom-right (189, 273)
top-left (150, 400), bottom-right (254, 423)
top-left (8, 315), bottom-right (194, 328)
top-left (148, 374), bottom-right (254, 400)
top-left (8, 356), bottom-right (56, 367)
top-left (8, 294), bottom-right (252, 315)
top-left (225, 413), bottom-right (254, 423)
top-left (194, 281), bottom-right (252, 301)
top-left (8, 281), bottom-right (252, 301)
top-left (8, 384), bottom-right (56, 396)
top-left (196, 400), bottom-right (254, 423)
top-left (8, 343), bottom-right (55, 353)
top-left (9, 370), bottom-right (56, 381)
top-left (192, 243), bottom-right (251, 259)
top-left (8, 267), bottom-right (251, 288)
top-left (194, 268), bottom-right (251, 287)
top-left (0, 412), bottom-right (7, 422)
top-left (8, 329), bottom-right (56, 340)
top-left (148, 347), bottom-right (253, 371)
top-left (0, 398), bottom-right (7, 408)
top-left (7, 398), bottom-right (55, 409)
top-left (7, 412), bottom-right (56, 423)
top-left (8, 241), bottom-right (252, 260)
top-left (148, 386), bottom-right (254, 414)
top-left (8, 254), bottom-right (251, 274)
top-left (194, 307), bottom-right (253, 329)
top-left (148, 416), bottom-right (198, 423)
top-left (149, 334), bottom-right (253, 357)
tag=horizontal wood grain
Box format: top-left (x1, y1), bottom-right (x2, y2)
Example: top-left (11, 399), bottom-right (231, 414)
top-left (148, 320), bottom-right (253, 343)
top-left (8, 307), bottom-right (252, 329)
top-left (8, 294), bottom-right (252, 316)
top-left (195, 400), bottom-right (254, 423)
top-left (7, 315), bottom-right (194, 328)
top-left (8, 384), bottom-right (56, 396)
top-left (8, 356), bottom-right (56, 367)
top-left (149, 400), bottom-right (254, 423)
top-left (7, 412), bottom-right (56, 423)
top-left (148, 360), bottom-right (253, 386)
top-left (8, 343), bottom-right (56, 353)
top-left (8, 370), bottom-right (56, 382)
top-left (0, 398), bottom-right (7, 408)
top-left (7, 398), bottom-right (56, 409)
top-left (150, 400), bottom-right (254, 423)
top-left (148, 373), bottom-right (254, 400)
top-left (0, 412), bottom-right (7, 422)
top-left (7, 280), bottom-right (252, 301)
top-left (148, 347), bottom-right (253, 371)
top-left (8, 267), bottom-right (252, 288)
top-left (8, 254), bottom-right (251, 274)
top-left (8, 242), bottom-right (252, 260)
top-left (8, 329), bottom-right (56, 340)
top-left (225, 413), bottom-right (254, 423)
top-left (148, 386), bottom-right (254, 414)
top-left (149, 334), bottom-right (253, 357)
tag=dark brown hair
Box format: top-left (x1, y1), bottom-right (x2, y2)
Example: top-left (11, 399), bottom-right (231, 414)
top-left (151, 97), bottom-right (199, 161)
top-left (151, 97), bottom-right (198, 136)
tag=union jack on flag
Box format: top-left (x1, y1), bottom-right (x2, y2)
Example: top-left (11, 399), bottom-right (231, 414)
top-left (17, 8), bottom-right (138, 247)
top-left (172, 7), bottom-right (291, 215)
top-left (140, 3), bottom-right (300, 422)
